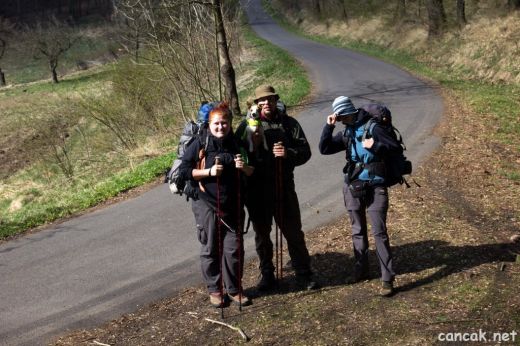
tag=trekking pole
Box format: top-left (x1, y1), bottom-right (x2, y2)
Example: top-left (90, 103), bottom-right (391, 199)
top-left (274, 141), bottom-right (283, 282)
top-left (276, 155), bottom-right (283, 281)
top-left (235, 154), bottom-right (243, 312)
top-left (215, 156), bottom-right (224, 319)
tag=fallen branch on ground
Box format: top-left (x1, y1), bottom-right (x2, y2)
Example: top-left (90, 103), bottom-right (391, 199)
top-left (204, 318), bottom-right (250, 341)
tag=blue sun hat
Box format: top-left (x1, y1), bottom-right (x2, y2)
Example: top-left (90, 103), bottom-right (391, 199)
top-left (332, 96), bottom-right (358, 116)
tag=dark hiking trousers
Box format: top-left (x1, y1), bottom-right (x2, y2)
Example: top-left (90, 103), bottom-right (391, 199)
top-left (343, 184), bottom-right (395, 282)
top-left (192, 199), bottom-right (244, 294)
top-left (252, 187), bottom-right (312, 277)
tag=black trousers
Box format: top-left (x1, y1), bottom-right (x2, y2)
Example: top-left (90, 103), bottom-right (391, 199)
top-left (250, 186), bottom-right (312, 277)
top-left (343, 184), bottom-right (395, 282)
top-left (192, 199), bottom-right (244, 294)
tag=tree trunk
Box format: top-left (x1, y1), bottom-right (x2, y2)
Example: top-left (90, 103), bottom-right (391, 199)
top-left (426, 0), bottom-right (446, 38)
top-left (395, 0), bottom-right (407, 23)
top-left (0, 69), bottom-right (5, 86)
top-left (314, 0), bottom-right (321, 19)
top-left (212, 0), bottom-right (241, 117)
top-left (51, 61), bottom-right (59, 83)
top-left (341, 0), bottom-right (349, 24)
top-left (457, 0), bottom-right (466, 26)
top-left (509, 0), bottom-right (520, 9)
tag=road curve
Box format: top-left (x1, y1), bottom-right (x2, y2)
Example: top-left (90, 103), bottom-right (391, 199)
top-left (0, 1), bottom-right (442, 345)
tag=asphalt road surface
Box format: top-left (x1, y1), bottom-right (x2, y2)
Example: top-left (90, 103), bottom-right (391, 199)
top-left (0, 1), bottom-right (442, 345)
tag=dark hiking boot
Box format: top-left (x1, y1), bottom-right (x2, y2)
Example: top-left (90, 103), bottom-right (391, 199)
top-left (296, 275), bottom-right (320, 290)
top-left (380, 281), bottom-right (394, 297)
top-left (257, 272), bottom-right (277, 291)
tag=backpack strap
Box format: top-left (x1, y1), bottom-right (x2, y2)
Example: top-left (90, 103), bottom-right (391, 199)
top-left (361, 118), bottom-right (377, 142)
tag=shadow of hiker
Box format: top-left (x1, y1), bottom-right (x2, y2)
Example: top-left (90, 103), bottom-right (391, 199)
top-left (246, 251), bottom-right (353, 298)
top-left (392, 239), bottom-right (518, 294)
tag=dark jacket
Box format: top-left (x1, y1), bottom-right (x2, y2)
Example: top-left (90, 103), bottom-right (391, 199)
top-left (319, 109), bottom-right (401, 185)
top-left (236, 110), bottom-right (311, 184)
top-left (179, 133), bottom-right (244, 218)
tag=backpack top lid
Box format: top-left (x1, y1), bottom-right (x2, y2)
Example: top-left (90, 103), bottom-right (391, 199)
top-left (198, 102), bottom-right (218, 123)
top-left (360, 103), bottom-right (392, 126)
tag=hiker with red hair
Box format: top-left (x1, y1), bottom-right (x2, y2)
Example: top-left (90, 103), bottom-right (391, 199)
top-left (179, 102), bottom-right (254, 308)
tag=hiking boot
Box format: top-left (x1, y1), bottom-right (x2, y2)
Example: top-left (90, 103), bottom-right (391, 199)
top-left (257, 272), bottom-right (277, 291)
top-left (209, 292), bottom-right (226, 308)
top-left (228, 293), bottom-right (252, 306)
top-left (296, 275), bottom-right (320, 291)
top-left (380, 281), bottom-right (394, 297)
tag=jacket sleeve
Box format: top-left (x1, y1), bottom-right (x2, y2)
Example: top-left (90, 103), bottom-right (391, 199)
top-left (285, 117), bottom-right (311, 167)
top-left (370, 125), bottom-right (402, 157)
top-left (178, 139), bottom-right (201, 181)
top-left (318, 124), bottom-right (346, 155)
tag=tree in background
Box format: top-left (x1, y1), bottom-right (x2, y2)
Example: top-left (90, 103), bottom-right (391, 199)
top-left (29, 17), bottom-right (79, 83)
top-left (456, 0), bottom-right (466, 27)
top-left (394, 0), bottom-right (407, 24)
top-left (509, 0), bottom-right (520, 10)
top-left (115, 0), bottom-right (241, 119)
top-left (212, 0), bottom-right (240, 117)
top-left (0, 18), bottom-right (14, 87)
top-left (426, 0), bottom-right (447, 38)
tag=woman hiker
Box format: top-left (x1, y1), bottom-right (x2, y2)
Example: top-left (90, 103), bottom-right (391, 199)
top-left (179, 102), bottom-right (254, 307)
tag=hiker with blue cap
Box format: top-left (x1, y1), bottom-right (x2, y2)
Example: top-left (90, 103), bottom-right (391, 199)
top-left (319, 96), bottom-right (402, 296)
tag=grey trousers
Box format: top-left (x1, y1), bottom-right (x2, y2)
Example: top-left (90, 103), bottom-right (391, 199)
top-left (192, 199), bottom-right (244, 294)
top-left (343, 184), bottom-right (395, 282)
top-left (252, 188), bottom-right (312, 277)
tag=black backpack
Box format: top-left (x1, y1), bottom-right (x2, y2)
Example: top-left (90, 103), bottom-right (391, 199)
top-left (360, 104), bottom-right (412, 187)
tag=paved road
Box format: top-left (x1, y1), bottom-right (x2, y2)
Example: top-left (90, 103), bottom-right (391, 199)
top-left (0, 1), bottom-right (442, 345)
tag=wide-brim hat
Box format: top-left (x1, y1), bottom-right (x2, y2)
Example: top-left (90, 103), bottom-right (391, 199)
top-left (254, 85), bottom-right (280, 103)
top-left (332, 96), bottom-right (358, 116)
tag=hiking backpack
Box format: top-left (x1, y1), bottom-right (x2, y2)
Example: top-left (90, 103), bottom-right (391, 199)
top-left (359, 104), bottom-right (412, 187)
top-left (166, 102), bottom-right (216, 199)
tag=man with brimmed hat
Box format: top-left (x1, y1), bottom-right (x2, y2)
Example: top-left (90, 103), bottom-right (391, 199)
top-left (319, 96), bottom-right (401, 297)
top-left (236, 84), bottom-right (319, 291)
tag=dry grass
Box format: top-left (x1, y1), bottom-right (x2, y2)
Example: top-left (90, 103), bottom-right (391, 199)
top-left (278, 3), bottom-right (520, 85)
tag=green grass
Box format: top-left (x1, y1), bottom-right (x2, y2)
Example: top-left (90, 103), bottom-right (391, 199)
top-left (0, 26), bottom-right (311, 239)
top-left (2, 25), bottom-right (118, 85)
top-left (237, 26), bottom-right (310, 110)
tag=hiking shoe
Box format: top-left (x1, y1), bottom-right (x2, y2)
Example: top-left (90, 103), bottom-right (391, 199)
top-left (228, 293), bottom-right (252, 306)
top-left (257, 272), bottom-right (277, 291)
top-left (380, 281), bottom-right (394, 297)
top-left (296, 275), bottom-right (320, 290)
top-left (209, 292), bottom-right (226, 308)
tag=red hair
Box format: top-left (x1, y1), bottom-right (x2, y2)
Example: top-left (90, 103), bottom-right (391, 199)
top-left (209, 101), bottom-right (231, 122)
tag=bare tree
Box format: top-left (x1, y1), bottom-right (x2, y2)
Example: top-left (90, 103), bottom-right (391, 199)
top-left (457, 0), bottom-right (466, 27)
top-left (30, 17), bottom-right (80, 83)
top-left (114, 0), bottom-right (242, 119)
top-left (212, 0), bottom-right (240, 117)
top-left (426, 0), bottom-right (446, 38)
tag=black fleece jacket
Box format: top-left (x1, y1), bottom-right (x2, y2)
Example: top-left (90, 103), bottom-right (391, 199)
top-left (179, 133), bottom-right (242, 215)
